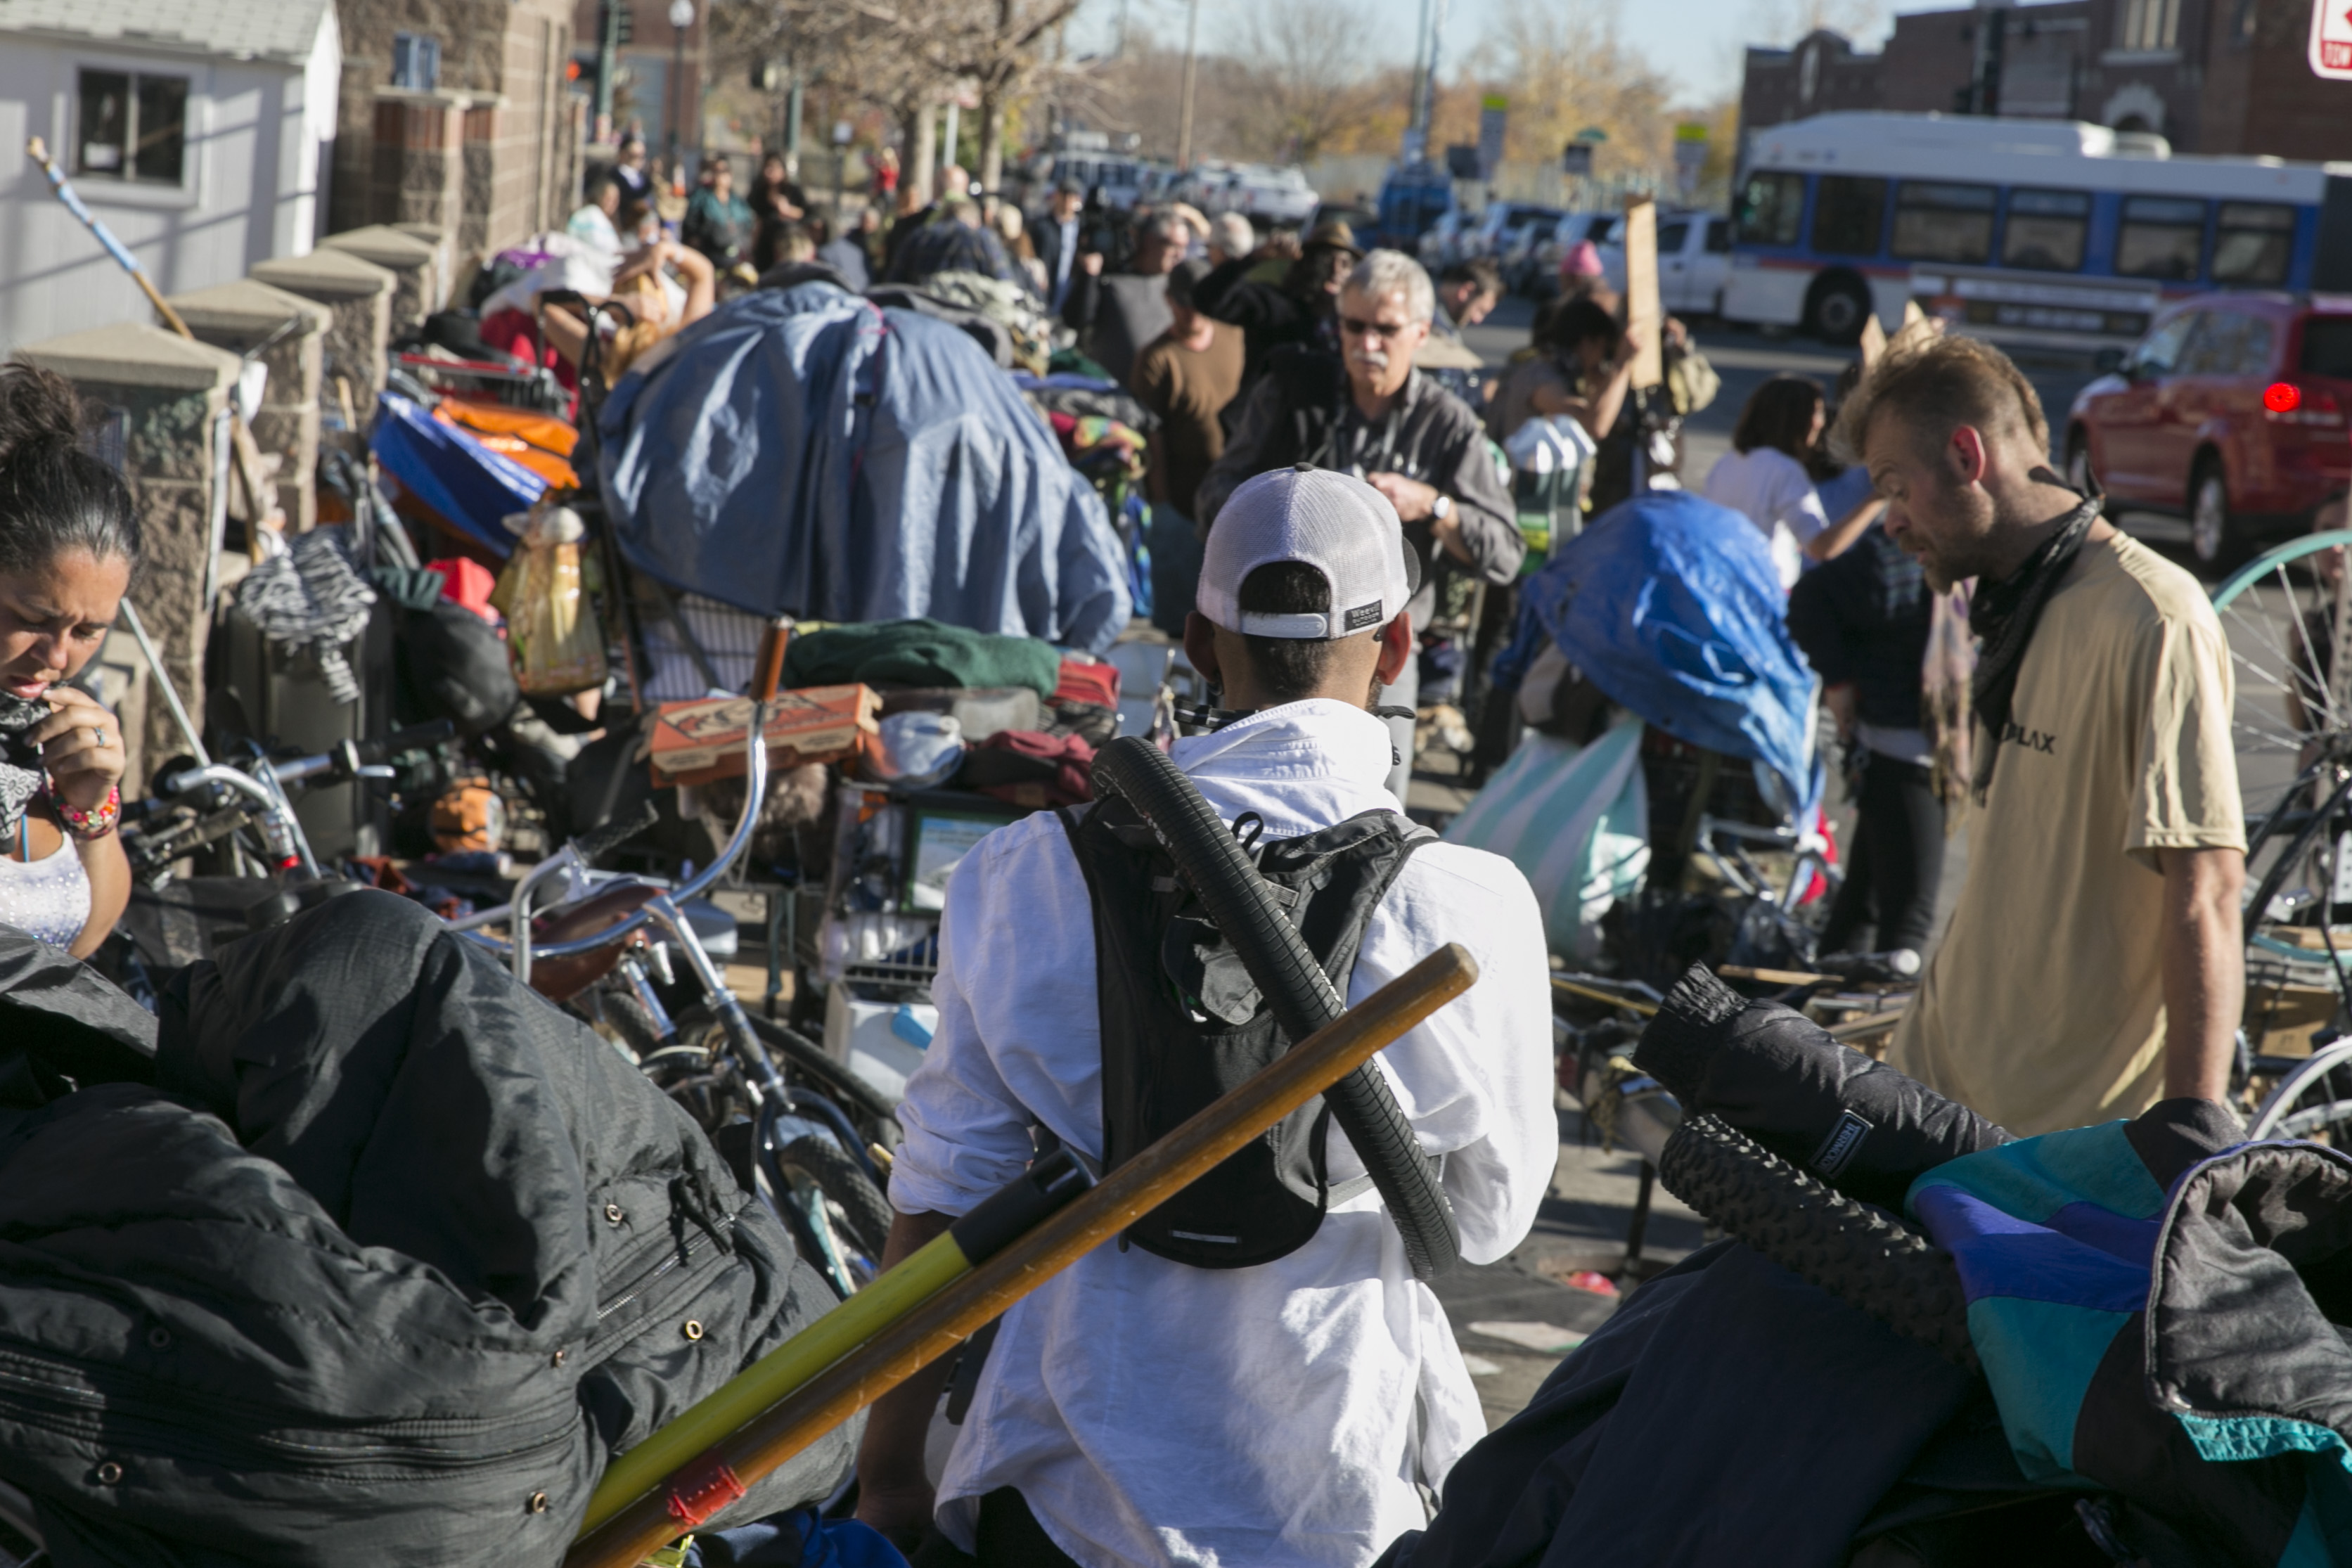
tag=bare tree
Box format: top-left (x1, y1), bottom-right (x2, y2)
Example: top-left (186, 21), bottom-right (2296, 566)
top-left (1231, 0), bottom-right (1378, 165)
top-left (1477, 0), bottom-right (1678, 186)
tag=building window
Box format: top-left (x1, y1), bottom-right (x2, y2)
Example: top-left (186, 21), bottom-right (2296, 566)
top-left (2114, 0), bottom-right (2180, 51)
top-left (392, 32), bottom-right (442, 91)
top-left (1891, 181), bottom-right (1998, 265)
top-left (2115, 195), bottom-right (2206, 280)
top-left (1735, 172), bottom-right (1806, 248)
top-left (75, 69), bottom-right (187, 184)
top-left (2003, 188), bottom-right (2093, 271)
top-left (1811, 175), bottom-right (1888, 258)
top-left (2211, 202), bottom-right (2296, 286)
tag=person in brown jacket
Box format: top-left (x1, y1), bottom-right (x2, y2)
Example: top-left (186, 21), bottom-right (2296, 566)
top-left (1129, 259), bottom-right (1245, 634)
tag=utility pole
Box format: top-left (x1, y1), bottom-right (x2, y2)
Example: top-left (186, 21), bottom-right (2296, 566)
top-left (1175, 0), bottom-right (1201, 170)
top-left (667, 0), bottom-right (694, 167)
top-left (1407, 0), bottom-right (1432, 157)
top-left (593, 0), bottom-right (624, 144)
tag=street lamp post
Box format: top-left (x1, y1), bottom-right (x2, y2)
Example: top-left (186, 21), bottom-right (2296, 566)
top-left (667, 0), bottom-right (694, 170)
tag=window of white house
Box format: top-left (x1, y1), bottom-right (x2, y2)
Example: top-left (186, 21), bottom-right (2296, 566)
top-left (76, 69), bottom-right (188, 184)
top-left (391, 32), bottom-right (442, 91)
top-left (2114, 0), bottom-right (2180, 51)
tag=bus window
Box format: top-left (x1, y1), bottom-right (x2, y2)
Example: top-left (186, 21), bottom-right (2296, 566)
top-left (1735, 171), bottom-right (1805, 247)
top-left (1892, 181), bottom-right (1997, 265)
top-left (1812, 176), bottom-right (1887, 257)
top-left (2003, 188), bottom-right (2093, 271)
top-left (2213, 202), bottom-right (2296, 287)
top-left (2116, 196), bottom-right (2207, 281)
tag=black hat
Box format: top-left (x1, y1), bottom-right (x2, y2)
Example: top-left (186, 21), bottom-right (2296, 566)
top-left (1053, 173), bottom-right (1085, 195)
top-left (1166, 257), bottom-right (1212, 309)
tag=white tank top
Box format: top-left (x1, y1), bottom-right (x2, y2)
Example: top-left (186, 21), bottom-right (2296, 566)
top-left (0, 831), bottom-right (91, 949)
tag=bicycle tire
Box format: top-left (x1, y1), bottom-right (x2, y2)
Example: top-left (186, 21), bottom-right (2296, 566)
top-left (743, 1014), bottom-right (899, 1125)
top-left (772, 1135), bottom-right (894, 1261)
top-left (1659, 1113), bottom-right (1978, 1371)
top-left (1091, 737), bottom-right (1463, 1281)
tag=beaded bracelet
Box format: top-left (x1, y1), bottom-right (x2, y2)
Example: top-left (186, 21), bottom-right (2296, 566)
top-left (51, 780), bottom-right (120, 841)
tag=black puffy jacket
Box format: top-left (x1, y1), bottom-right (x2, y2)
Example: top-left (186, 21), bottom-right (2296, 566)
top-left (0, 892), bottom-right (851, 1566)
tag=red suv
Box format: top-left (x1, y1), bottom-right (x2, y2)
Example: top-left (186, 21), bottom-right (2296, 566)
top-left (2065, 295), bottom-right (2352, 569)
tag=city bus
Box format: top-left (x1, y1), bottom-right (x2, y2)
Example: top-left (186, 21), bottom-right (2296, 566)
top-left (1723, 113), bottom-right (2352, 347)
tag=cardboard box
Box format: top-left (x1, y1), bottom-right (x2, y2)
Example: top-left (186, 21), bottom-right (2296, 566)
top-left (648, 684), bottom-right (880, 787)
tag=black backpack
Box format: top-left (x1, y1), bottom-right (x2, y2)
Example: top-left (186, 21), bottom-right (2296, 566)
top-left (1059, 797), bottom-right (1433, 1268)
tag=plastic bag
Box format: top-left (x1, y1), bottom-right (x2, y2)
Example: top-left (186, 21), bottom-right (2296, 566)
top-left (865, 712), bottom-right (964, 788)
top-left (490, 501), bottom-right (608, 697)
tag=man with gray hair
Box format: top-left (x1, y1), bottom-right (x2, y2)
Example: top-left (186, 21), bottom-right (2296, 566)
top-left (1062, 210), bottom-right (1187, 385)
top-left (1199, 248), bottom-right (1519, 796)
top-left (1208, 211), bottom-right (1256, 266)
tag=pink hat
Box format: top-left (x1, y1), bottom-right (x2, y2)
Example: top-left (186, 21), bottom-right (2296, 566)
top-left (1562, 240), bottom-right (1604, 278)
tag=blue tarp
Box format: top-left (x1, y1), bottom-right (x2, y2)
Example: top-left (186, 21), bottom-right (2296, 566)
top-left (368, 392), bottom-right (546, 555)
top-left (1496, 489), bottom-right (1820, 810)
top-left (598, 282), bottom-right (1132, 653)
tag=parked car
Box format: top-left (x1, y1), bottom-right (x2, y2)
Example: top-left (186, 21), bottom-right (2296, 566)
top-left (1523, 212), bottom-right (1618, 296)
top-left (2066, 294), bottom-right (2352, 568)
top-left (1463, 203), bottom-right (1562, 263)
top-left (1373, 161), bottom-right (1458, 252)
top-left (1419, 210), bottom-right (1472, 269)
top-left (1594, 212), bottom-right (1734, 316)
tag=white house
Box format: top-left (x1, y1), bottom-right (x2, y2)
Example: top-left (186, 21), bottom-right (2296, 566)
top-left (0, 0), bottom-right (340, 353)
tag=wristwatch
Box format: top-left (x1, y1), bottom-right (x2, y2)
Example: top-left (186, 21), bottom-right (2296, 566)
top-left (1430, 493), bottom-right (1453, 522)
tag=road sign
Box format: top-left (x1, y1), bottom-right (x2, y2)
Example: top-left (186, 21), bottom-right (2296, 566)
top-left (2314, 0), bottom-right (2352, 77)
top-left (1477, 95), bottom-right (1508, 181)
top-left (1562, 142), bottom-right (1593, 176)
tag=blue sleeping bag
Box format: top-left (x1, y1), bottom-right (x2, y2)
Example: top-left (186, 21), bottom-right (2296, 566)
top-left (1495, 489), bottom-right (1820, 811)
top-left (598, 282), bottom-right (1131, 653)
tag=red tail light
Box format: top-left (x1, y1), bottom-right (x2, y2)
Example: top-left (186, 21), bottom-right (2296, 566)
top-left (2266, 382), bottom-right (2303, 413)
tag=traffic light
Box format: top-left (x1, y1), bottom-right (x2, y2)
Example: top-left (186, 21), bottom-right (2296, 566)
top-left (601, 1), bottom-right (633, 46)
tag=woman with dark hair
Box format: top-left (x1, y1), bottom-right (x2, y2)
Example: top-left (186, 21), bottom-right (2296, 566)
top-left (1702, 373), bottom-right (1833, 589)
top-left (0, 362), bottom-right (136, 954)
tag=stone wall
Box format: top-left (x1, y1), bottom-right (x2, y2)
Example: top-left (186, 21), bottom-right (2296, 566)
top-left (11, 326), bottom-right (240, 783)
top-left (164, 281), bottom-right (333, 529)
top-left (321, 224), bottom-right (444, 333)
top-left (250, 250), bottom-right (397, 418)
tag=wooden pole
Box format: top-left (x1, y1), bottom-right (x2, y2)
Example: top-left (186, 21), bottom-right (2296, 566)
top-left (567, 942), bottom-right (1481, 1568)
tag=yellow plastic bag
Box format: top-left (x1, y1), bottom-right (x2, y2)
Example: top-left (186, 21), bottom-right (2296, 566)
top-left (491, 499), bottom-right (608, 696)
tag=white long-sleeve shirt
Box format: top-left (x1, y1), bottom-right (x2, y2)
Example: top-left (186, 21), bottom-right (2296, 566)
top-left (889, 699), bottom-right (1555, 1568)
top-left (1702, 445), bottom-right (1830, 591)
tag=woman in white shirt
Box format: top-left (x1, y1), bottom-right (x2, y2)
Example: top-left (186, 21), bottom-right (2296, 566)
top-left (1702, 374), bottom-right (1834, 591)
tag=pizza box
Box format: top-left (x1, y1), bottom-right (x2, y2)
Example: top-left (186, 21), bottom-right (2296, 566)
top-left (648, 684), bottom-right (880, 787)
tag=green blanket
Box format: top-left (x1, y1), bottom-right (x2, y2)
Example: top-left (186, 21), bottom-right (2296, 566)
top-left (783, 618), bottom-right (1062, 695)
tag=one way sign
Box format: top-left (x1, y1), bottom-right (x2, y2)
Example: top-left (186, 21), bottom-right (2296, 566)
top-left (2315, 0), bottom-right (2352, 77)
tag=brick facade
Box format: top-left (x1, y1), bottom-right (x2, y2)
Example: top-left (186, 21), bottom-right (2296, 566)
top-left (330, 0), bottom-right (581, 266)
top-left (1742, 0), bottom-right (2352, 163)
top-left (567, 0), bottom-right (707, 158)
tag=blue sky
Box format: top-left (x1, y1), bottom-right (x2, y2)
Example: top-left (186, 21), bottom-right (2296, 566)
top-left (1069, 0), bottom-right (1958, 110)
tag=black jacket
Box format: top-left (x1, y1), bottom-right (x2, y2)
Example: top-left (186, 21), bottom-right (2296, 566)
top-left (1191, 258), bottom-right (1331, 390)
top-left (0, 892), bottom-right (849, 1565)
top-left (1785, 522), bottom-right (1931, 734)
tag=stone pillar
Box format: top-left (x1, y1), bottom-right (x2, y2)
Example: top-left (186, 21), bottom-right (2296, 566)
top-left (162, 280), bottom-right (332, 530)
top-left (249, 249), bottom-right (397, 425)
top-left (319, 224), bottom-right (442, 335)
top-left (13, 323), bottom-right (240, 783)
top-left (392, 222), bottom-right (457, 310)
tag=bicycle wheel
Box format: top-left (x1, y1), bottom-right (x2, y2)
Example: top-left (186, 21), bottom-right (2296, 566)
top-left (2248, 1038), bottom-right (2352, 1143)
top-left (768, 1132), bottom-right (890, 1296)
top-left (1658, 1113), bottom-right (1977, 1370)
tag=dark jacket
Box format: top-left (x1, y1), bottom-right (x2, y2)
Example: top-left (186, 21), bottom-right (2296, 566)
top-left (1191, 257), bottom-right (1332, 390)
top-left (682, 189), bottom-right (756, 268)
top-left (1784, 522), bottom-right (1930, 733)
top-left (0, 892), bottom-right (849, 1564)
top-left (1031, 210), bottom-right (1084, 310)
top-left (1059, 270), bottom-right (1174, 389)
top-left (1197, 347), bottom-right (1522, 617)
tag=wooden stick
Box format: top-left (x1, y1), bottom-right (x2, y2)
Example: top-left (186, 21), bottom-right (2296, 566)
top-left (566, 942), bottom-right (1481, 1568)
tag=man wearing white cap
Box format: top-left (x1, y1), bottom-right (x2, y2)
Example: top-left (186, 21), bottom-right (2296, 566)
top-left (856, 467), bottom-right (1555, 1568)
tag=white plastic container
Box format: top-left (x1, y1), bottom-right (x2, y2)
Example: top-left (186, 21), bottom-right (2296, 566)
top-left (823, 985), bottom-right (937, 1107)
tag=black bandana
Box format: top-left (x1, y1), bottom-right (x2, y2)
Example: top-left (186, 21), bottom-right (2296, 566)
top-left (0, 695), bottom-right (48, 831)
top-left (1967, 478), bottom-right (2102, 799)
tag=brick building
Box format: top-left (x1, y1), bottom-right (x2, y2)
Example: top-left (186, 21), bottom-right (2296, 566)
top-left (568, 0), bottom-right (708, 162)
top-left (1742, 0), bottom-right (2352, 163)
top-left (328, 0), bottom-right (583, 263)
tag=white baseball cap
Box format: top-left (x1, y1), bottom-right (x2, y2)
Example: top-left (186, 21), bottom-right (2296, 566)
top-left (1198, 465), bottom-right (1418, 640)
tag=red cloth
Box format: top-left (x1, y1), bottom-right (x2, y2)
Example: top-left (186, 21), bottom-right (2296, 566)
top-left (480, 307), bottom-right (579, 392)
top-left (1053, 657), bottom-right (1119, 708)
top-left (426, 558), bottom-right (501, 623)
top-left (957, 729), bottom-right (1096, 809)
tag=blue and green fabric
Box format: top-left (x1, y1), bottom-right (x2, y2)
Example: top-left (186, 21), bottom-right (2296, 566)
top-left (1908, 1102), bottom-right (2352, 1565)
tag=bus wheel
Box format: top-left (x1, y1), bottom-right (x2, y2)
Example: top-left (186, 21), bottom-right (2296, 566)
top-left (1804, 273), bottom-right (1872, 345)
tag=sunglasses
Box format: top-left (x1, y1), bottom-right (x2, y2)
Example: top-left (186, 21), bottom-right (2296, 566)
top-left (1339, 316), bottom-right (1415, 340)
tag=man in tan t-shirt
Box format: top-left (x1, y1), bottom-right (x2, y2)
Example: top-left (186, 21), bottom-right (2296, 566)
top-left (1130, 258), bottom-right (1245, 525)
top-left (1840, 334), bottom-right (2244, 1136)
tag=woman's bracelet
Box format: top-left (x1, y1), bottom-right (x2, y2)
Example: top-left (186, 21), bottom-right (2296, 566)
top-left (50, 780), bottom-right (120, 841)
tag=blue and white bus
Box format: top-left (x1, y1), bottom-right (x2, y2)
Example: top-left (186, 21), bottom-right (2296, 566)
top-left (1723, 113), bottom-right (2352, 347)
